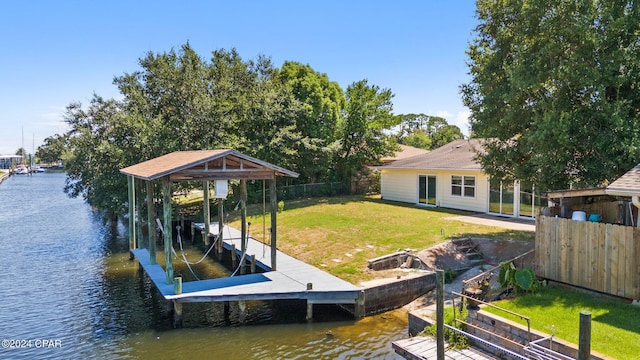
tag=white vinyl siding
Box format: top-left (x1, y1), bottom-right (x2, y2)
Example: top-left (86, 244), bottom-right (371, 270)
top-left (380, 169), bottom-right (489, 213)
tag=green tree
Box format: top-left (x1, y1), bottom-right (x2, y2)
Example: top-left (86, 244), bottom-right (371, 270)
top-left (276, 61), bottom-right (345, 182)
top-left (431, 124), bottom-right (464, 149)
top-left (36, 134), bottom-right (70, 164)
top-left (63, 95), bottom-right (142, 218)
top-left (402, 129), bottom-right (432, 149)
top-left (462, 0), bottom-right (640, 191)
top-left (336, 79), bottom-right (400, 181)
top-left (395, 114), bottom-right (463, 150)
top-left (15, 147), bottom-right (27, 161)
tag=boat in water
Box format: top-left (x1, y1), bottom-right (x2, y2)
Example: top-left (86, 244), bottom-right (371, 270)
top-left (15, 164), bottom-right (29, 175)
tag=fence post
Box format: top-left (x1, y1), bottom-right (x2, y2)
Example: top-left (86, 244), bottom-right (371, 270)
top-left (578, 310), bottom-right (591, 360)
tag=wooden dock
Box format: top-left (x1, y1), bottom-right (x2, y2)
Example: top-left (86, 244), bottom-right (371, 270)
top-left (131, 223), bottom-right (361, 305)
top-left (392, 336), bottom-right (498, 360)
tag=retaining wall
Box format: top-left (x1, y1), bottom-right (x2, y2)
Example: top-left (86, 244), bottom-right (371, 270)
top-left (362, 272), bottom-right (436, 316)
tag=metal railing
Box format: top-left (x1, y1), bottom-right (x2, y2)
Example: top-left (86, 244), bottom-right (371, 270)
top-left (452, 291), bottom-right (532, 344)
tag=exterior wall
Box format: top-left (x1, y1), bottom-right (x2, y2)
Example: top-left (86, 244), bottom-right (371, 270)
top-left (380, 168), bottom-right (489, 213)
top-left (380, 169), bottom-right (419, 203)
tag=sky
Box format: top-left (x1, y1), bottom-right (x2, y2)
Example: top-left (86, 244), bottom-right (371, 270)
top-left (0, 1), bottom-right (479, 155)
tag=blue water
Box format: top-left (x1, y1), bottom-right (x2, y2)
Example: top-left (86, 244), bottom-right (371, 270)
top-left (0, 173), bottom-right (407, 359)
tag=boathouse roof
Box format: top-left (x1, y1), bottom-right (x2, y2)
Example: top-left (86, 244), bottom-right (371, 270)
top-left (120, 149), bottom-right (299, 181)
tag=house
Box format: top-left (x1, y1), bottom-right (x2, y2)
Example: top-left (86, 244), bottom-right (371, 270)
top-left (376, 138), bottom-right (545, 219)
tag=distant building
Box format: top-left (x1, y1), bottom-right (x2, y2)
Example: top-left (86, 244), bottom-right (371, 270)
top-left (0, 155), bottom-right (23, 169)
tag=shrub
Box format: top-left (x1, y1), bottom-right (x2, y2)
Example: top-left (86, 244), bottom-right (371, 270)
top-left (420, 306), bottom-right (470, 350)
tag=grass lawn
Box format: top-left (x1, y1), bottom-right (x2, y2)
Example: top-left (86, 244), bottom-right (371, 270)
top-left (181, 195), bottom-right (535, 284)
top-left (483, 285), bottom-right (640, 359)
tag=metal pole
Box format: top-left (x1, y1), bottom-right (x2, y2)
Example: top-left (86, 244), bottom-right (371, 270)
top-left (436, 269), bottom-right (445, 360)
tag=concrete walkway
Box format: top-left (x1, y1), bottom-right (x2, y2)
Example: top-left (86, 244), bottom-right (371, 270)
top-left (444, 213), bottom-right (535, 232)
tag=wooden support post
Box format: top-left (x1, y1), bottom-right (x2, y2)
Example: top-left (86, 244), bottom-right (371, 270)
top-left (135, 178), bottom-right (143, 249)
top-left (231, 243), bottom-right (236, 269)
top-left (201, 231), bottom-right (206, 244)
top-left (127, 175), bottom-right (136, 257)
top-left (203, 180), bottom-right (210, 246)
top-left (240, 179), bottom-right (247, 275)
top-left (270, 178), bottom-right (277, 271)
top-left (578, 311), bottom-right (591, 360)
top-left (146, 180), bottom-right (156, 265)
top-left (162, 178), bottom-right (173, 284)
top-left (238, 300), bottom-right (247, 324)
top-left (354, 290), bottom-right (365, 319)
top-left (306, 282), bottom-right (313, 321)
top-left (172, 273), bottom-right (183, 328)
top-left (218, 199), bottom-right (224, 261)
top-left (173, 301), bottom-right (183, 328)
top-left (223, 301), bottom-right (230, 325)
top-left (436, 269), bottom-right (445, 360)
top-left (190, 223), bottom-right (195, 243)
top-left (250, 254), bottom-right (256, 273)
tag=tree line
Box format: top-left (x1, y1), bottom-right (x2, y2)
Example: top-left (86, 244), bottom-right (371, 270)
top-left (37, 43), bottom-right (461, 218)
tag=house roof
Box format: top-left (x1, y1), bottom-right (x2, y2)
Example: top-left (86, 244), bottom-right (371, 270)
top-left (120, 149), bottom-right (299, 182)
top-left (606, 163), bottom-right (640, 196)
top-left (380, 144), bottom-right (429, 163)
top-left (379, 138), bottom-right (485, 171)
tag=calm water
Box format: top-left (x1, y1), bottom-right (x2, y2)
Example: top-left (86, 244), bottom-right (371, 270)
top-left (0, 173), bottom-right (408, 359)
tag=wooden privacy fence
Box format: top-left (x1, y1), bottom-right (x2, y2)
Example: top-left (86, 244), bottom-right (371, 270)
top-left (535, 216), bottom-right (640, 299)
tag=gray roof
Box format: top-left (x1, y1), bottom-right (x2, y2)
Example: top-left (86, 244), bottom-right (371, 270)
top-left (606, 163), bottom-right (640, 196)
top-left (380, 139), bottom-right (486, 171)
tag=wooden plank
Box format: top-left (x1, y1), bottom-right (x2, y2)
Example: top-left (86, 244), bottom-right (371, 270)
top-left (587, 222), bottom-right (599, 289)
top-left (618, 226), bottom-right (633, 297)
top-left (547, 217), bottom-right (558, 281)
top-left (634, 228), bottom-right (640, 299)
top-left (579, 221), bottom-right (590, 288)
top-left (568, 219), bottom-right (580, 285)
top-left (595, 222), bottom-right (606, 293)
top-left (535, 216), bottom-right (547, 277)
top-left (558, 218), bottom-right (569, 283)
top-left (393, 336), bottom-right (498, 360)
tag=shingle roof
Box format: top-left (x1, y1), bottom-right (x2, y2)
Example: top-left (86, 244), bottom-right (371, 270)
top-left (120, 149), bottom-right (299, 181)
top-left (381, 144), bottom-right (429, 163)
top-left (380, 139), bottom-right (486, 171)
top-left (606, 163), bottom-right (640, 195)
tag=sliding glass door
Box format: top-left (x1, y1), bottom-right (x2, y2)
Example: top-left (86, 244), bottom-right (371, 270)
top-left (418, 175), bottom-right (436, 205)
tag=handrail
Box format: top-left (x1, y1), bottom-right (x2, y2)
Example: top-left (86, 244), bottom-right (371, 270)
top-left (452, 291), bottom-right (531, 344)
top-left (461, 249), bottom-right (536, 290)
top-left (444, 324), bottom-right (530, 360)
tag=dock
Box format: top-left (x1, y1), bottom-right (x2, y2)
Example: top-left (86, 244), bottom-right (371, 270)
top-left (392, 336), bottom-right (498, 360)
top-left (131, 222), bottom-right (361, 305)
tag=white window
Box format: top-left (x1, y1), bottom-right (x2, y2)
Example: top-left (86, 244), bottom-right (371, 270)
top-left (451, 175), bottom-right (475, 198)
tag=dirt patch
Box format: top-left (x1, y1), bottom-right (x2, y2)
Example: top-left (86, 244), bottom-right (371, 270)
top-left (416, 237), bottom-right (535, 272)
top-left (416, 242), bottom-right (470, 271)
